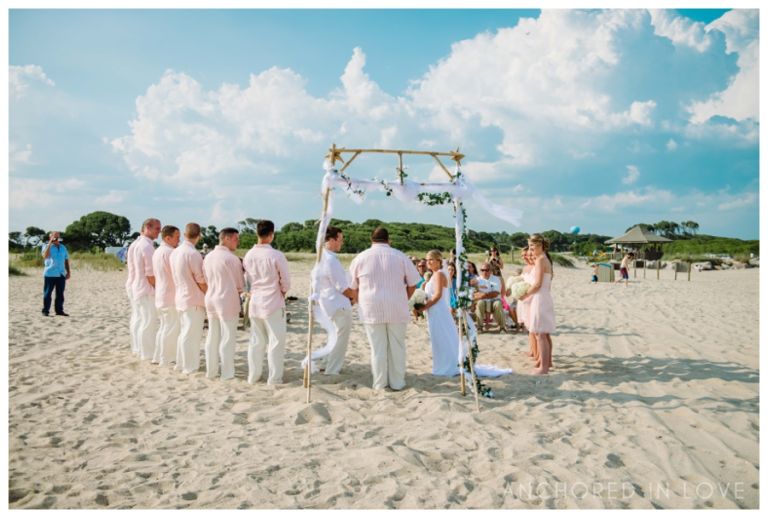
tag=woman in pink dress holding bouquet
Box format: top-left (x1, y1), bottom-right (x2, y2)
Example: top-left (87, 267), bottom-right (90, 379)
top-left (518, 234), bottom-right (555, 375)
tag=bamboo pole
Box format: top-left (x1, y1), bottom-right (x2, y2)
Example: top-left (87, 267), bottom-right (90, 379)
top-left (461, 314), bottom-right (481, 413)
top-left (304, 155), bottom-right (335, 402)
top-left (688, 262), bottom-right (692, 281)
top-left (657, 259), bottom-right (660, 280)
top-left (339, 151), bottom-right (361, 173)
top-left (397, 152), bottom-right (404, 184)
top-left (674, 264), bottom-right (678, 281)
top-left (458, 310), bottom-right (466, 396)
top-left (431, 154), bottom-right (455, 180)
top-left (332, 147), bottom-right (461, 158)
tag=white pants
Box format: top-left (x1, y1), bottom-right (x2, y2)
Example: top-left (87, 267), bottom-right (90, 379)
top-left (205, 317), bottom-right (238, 380)
top-left (177, 307), bottom-right (205, 374)
top-left (248, 308), bottom-right (286, 384)
top-left (154, 307), bottom-right (180, 366)
top-left (364, 322), bottom-right (407, 390)
top-left (136, 296), bottom-right (158, 361)
top-left (323, 307), bottom-right (353, 375)
top-left (129, 298), bottom-right (140, 355)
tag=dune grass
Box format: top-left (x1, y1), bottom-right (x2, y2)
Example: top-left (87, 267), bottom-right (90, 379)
top-left (9, 264), bottom-right (26, 276)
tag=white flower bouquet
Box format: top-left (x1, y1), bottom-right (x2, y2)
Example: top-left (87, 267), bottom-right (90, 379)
top-left (408, 288), bottom-right (428, 311)
top-left (508, 281), bottom-right (531, 300)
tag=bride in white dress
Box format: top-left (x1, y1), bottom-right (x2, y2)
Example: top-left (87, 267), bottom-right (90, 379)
top-left (422, 250), bottom-right (460, 376)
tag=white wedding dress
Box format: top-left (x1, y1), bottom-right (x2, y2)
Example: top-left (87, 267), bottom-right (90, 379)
top-left (425, 272), bottom-right (461, 376)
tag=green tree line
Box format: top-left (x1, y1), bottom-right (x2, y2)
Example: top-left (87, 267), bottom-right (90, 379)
top-left (9, 211), bottom-right (758, 257)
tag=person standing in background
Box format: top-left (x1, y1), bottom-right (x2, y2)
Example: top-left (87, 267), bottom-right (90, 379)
top-left (41, 231), bottom-right (70, 317)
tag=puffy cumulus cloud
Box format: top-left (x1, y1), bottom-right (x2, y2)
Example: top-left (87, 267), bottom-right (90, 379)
top-left (111, 49), bottom-right (428, 185)
top-left (622, 165), bottom-right (640, 185)
top-left (687, 10), bottom-right (758, 126)
top-left (408, 9), bottom-right (660, 168)
top-left (649, 9), bottom-right (712, 52)
top-left (9, 64), bottom-right (55, 99)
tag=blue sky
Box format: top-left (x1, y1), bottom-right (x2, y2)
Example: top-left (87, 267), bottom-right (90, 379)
top-left (8, 7), bottom-right (760, 239)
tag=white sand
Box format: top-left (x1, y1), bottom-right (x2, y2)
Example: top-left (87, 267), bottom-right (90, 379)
top-left (7, 258), bottom-right (759, 509)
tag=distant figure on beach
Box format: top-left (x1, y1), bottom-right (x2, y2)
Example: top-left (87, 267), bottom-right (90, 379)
top-left (349, 227), bottom-right (421, 391)
top-left (421, 250), bottom-right (460, 376)
top-left (591, 263), bottom-right (599, 283)
top-left (203, 228), bottom-right (244, 380)
top-left (41, 231), bottom-right (70, 317)
top-left (617, 252), bottom-right (634, 287)
top-left (126, 218), bottom-right (161, 360)
top-left (518, 234), bottom-right (556, 375)
top-left (243, 220), bottom-right (291, 385)
top-left (170, 223), bottom-right (207, 374)
top-left (152, 225), bottom-right (180, 365)
top-left (311, 226), bottom-right (356, 375)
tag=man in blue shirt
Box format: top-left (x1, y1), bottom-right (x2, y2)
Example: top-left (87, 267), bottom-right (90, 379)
top-left (41, 231), bottom-right (71, 316)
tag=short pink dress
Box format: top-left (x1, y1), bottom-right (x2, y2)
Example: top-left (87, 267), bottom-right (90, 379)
top-left (526, 264), bottom-right (555, 334)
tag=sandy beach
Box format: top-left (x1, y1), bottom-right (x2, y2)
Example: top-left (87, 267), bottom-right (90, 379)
top-left (7, 257), bottom-right (759, 509)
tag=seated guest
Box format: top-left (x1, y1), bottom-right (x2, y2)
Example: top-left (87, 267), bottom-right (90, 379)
top-left (473, 262), bottom-right (506, 332)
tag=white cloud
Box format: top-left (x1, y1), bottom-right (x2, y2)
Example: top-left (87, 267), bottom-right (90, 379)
top-left (9, 142), bottom-right (33, 171)
top-left (579, 187), bottom-right (673, 212)
top-left (622, 165), bottom-right (640, 185)
top-left (666, 139), bottom-right (678, 151)
top-left (9, 177), bottom-right (85, 210)
top-left (9, 64), bottom-right (55, 99)
top-left (688, 10), bottom-right (758, 124)
top-left (94, 190), bottom-right (125, 205)
top-left (649, 9), bottom-right (711, 52)
top-left (717, 191), bottom-right (757, 211)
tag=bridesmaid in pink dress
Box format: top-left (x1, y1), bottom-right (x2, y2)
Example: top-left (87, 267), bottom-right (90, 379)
top-left (516, 246), bottom-right (536, 358)
top-left (519, 234), bottom-right (555, 375)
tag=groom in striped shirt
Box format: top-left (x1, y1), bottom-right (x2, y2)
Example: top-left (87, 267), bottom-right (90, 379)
top-left (349, 227), bottom-right (421, 391)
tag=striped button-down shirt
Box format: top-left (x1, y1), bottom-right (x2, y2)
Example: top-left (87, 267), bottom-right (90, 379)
top-left (349, 243), bottom-right (421, 324)
top-left (152, 242), bottom-right (176, 309)
top-left (243, 244), bottom-right (291, 319)
top-left (203, 245), bottom-right (244, 321)
top-left (170, 241), bottom-right (206, 311)
top-left (126, 235), bottom-right (156, 301)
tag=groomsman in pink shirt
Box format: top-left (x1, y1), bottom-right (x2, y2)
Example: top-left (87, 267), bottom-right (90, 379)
top-left (349, 227), bottom-right (421, 390)
top-left (203, 228), bottom-right (244, 380)
top-left (243, 220), bottom-right (291, 385)
top-left (170, 223), bottom-right (207, 374)
top-left (126, 218), bottom-right (161, 360)
top-left (152, 225), bottom-right (180, 365)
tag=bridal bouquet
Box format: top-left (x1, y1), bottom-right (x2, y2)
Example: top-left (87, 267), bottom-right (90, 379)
top-left (508, 280), bottom-right (531, 300)
top-left (408, 288), bottom-right (428, 311)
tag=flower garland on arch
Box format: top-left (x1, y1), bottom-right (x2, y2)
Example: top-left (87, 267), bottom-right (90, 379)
top-left (316, 162), bottom-right (519, 398)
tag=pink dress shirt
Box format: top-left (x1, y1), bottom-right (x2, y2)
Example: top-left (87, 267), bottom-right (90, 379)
top-left (170, 241), bottom-right (206, 311)
top-left (203, 245), bottom-right (244, 321)
top-left (127, 235), bottom-right (156, 301)
top-left (349, 243), bottom-right (421, 324)
top-left (243, 244), bottom-right (291, 319)
top-left (152, 242), bottom-right (176, 309)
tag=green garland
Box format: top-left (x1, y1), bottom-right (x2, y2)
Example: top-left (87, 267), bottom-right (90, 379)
top-left (416, 178), bottom-right (494, 398)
